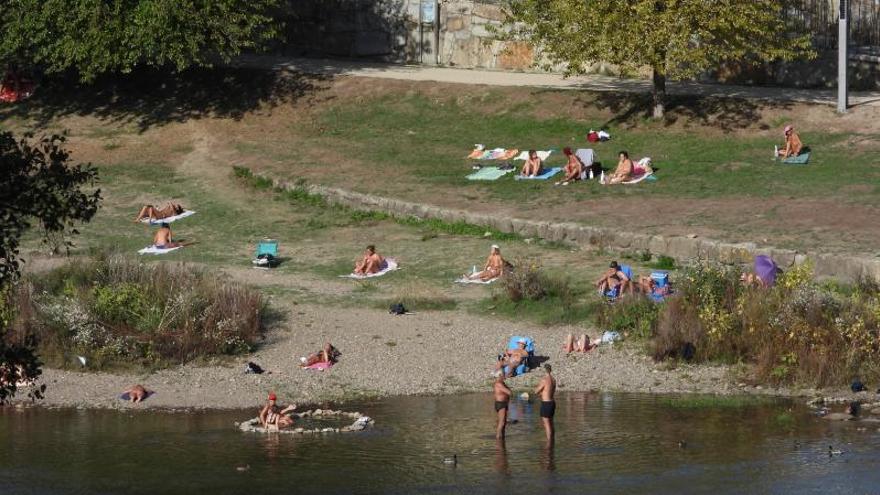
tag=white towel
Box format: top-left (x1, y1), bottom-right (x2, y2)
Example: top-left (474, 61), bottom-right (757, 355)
top-left (138, 245), bottom-right (182, 255)
top-left (513, 150), bottom-right (552, 161)
top-left (340, 258), bottom-right (399, 279)
top-left (141, 210), bottom-right (196, 225)
top-left (455, 276), bottom-right (498, 285)
top-left (621, 172), bottom-right (653, 185)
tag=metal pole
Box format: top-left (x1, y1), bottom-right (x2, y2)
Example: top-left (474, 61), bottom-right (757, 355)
top-left (418, 0), bottom-right (423, 64)
top-left (434, 0), bottom-right (440, 65)
top-left (837, 0), bottom-right (848, 113)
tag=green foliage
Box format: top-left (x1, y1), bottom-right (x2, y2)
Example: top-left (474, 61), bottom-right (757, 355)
top-left (93, 283), bottom-right (148, 327)
top-left (500, 0), bottom-right (814, 115)
top-left (492, 261), bottom-right (594, 325)
top-left (596, 296), bottom-right (660, 340)
top-left (0, 0), bottom-right (282, 81)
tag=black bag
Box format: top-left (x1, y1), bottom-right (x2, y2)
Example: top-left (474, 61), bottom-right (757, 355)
top-left (851, 380), bottom-right (866, 393)
top-left (389, 303), bottom-right (407, 315)
top-left (681, 342), bottom-right (696, 362)
top-left (245, 361), bottom-right (264, 374)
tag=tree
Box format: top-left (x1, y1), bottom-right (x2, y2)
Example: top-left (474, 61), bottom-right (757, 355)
top-left (0, 132), bottom-right (102, 402)
top-left (0, 0), bottom-right (282, 81)
top-left (501, 0), bottom-right (814, 117)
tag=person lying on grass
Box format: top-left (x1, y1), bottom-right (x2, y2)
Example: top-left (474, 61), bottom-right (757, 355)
top-left (596, 261), bottom-right (632, 295)
top-left (495, 339), bottom-right (530, 378)
top-left (354, 245), bottom-right (386, 275)
top-left (563, 334), bottom-right (594, 353)
top-left (606, 151), bottom-right (634, 184)
top-left (466, 245), bottom-right (507, 281)
top-left (776, 125), bottom-right (803, 159)
top-left (300, 342), bottom-right (341, 367)
top-left (152, 223), bottom-right (181, 249)
top-left (520, 150), bottom-right (543, 177)
top-left (260, 393), bottom-right (297, 430)
top-left (133, 202), bottom-right (184, 222)
top-left (555, 147), bottom-right (584, 186)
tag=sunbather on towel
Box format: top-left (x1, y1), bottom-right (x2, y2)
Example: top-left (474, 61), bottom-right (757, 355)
top-left (596, 261), bottom-right (632, 295)
top-left (776, 125), bottom-right (803, 159)
top-left (300, 342), bottom-right (341, 367)
top-left (466, 245), bottom-right (507, 281)
top-left (495, 339), bottom-right (529, 378)
top-left (563, 334), bottom-right (593, 353)
top-left (606, 151), bottom-right (634, 184)
top-left (152, 223), bottom-right (181, 249)
top-left (260, 393), bottom-right (297, 429)
top-left (555, 147), bottom-right (584, 186)
top-left (520, 150), bottom-right (544, 177)
top-left (122, 384), bottom-right (152, 403)
top-left (354, 245), bottom-right (386, 275)
top-left (134, 202), bottom-right (185, 223)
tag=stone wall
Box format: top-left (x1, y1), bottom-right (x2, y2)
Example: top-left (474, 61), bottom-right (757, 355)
top-left (261, 174), bottom-right (880, 283)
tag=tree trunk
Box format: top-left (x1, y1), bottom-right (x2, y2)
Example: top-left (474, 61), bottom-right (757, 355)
top-left (652, 65), bottom-right (666, 119)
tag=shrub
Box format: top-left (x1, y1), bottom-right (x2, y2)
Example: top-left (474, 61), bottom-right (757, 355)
top-left (596, 295), bottom-right (660, 340)
top-left (12, 255), bottom-right (265, 368)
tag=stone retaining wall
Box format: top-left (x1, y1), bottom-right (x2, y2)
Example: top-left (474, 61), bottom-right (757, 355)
top-left (265, 175), bottom-right (880, 282)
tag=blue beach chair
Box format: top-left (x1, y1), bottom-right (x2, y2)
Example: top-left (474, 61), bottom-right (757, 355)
top-left (252, 239), bottom-right (279, 268)
top-left (502, 336), bottom-right (536, 377)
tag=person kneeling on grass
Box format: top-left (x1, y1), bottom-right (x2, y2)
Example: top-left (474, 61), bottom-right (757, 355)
top-left (495, 339), bottom-right (530, 378)
top-left (596, 261), bottom-right (632, 295)
top-left (466, 245), bottom-right (507, 281)
top-left (520, 150), bottom-right (543, 177)
top-left (260, 393), bottom-right (297, 430)
top-left (300, 342), bottom-right (341, 367)
top-left (556, 147), bottom-right (584, 186)
top-left (152, 223), bottom-right (181, 249)
top-left (134, 202), bottom-right (184, 223)
top-left (776, 125), bottom-right (803, 160)
top-left (354, 245), bottom-right (386, 275)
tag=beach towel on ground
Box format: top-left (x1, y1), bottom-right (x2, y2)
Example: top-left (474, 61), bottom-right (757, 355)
top-left (781, 152), bottom-right (810, 165)
top-left (303, 361), bottom-right (333, 371)
top-left (456, 276), bottom-right (499, 284)
top-left (138, 245), bottom-right (182, 255)
top-left (513, 150), bottom-right (553, 161)
top-left (141, 210), bottom-right (196, 225)
top-left (467, 167), bottom-right (512, 181)
top-left (515, 167), bottom-right (561, 180)
top-left (340, 258), bottom-right (399, 279)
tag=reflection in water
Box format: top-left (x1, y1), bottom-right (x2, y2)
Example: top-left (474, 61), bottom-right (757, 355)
top-left (2, 392), bottom-right (880, 494)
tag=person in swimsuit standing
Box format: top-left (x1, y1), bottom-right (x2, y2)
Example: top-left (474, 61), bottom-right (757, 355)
top-left (534, 364), bottom-right (556, 444)
top-left (493, 372), bottom-right (512, 440)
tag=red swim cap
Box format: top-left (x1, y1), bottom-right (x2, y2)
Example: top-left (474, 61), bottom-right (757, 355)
top-left (268, 393), bottom-right (277, 401)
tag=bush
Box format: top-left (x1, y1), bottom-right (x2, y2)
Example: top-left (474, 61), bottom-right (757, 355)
top-left (596, 295), bottom-right (660, 340)
top-left (11, 254), bottom-right (265, 368)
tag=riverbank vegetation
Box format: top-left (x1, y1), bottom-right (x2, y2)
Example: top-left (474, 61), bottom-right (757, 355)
top-left (7, 255), bottom-right (264, 369)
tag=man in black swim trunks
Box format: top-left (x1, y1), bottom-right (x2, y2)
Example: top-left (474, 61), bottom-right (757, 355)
top-left (493, 372), bottom-right (512, 439)
top-left (534, 364), bottom-right (556, 444)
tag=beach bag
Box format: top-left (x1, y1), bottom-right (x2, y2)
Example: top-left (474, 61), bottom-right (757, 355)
top-left (587, 131), bottom-right (600, 143)
top-left (389, 303), bottom-right (407, 315)
top-left (245, 361), bottom-right (264, 374)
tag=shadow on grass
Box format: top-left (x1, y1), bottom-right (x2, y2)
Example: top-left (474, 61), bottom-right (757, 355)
top-left (1, 66), bottom-right (334, 131)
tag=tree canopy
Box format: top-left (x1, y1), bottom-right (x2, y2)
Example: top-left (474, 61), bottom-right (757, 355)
top-left (0, 132), bottom-right (101, 402)
top-left (0, 0), bottom-right (282, 80)
top-left (501, 0), bottom-right (814, 117)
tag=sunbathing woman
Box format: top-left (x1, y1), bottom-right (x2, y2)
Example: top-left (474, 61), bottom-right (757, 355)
top-left (134, 202), bottom-right (185, 223)
top-left (556, 147), bottom-right (584, 186)
top-left (466, 245), bottom-right (506, 281)
top-left (606, 151), bottom-right (634, 184)
top-left (520, 150), bottom-right (543, 177)
top-left (152, 223), bottom-right (181, 249)
top-left (300, 342), bottom-right (340, 367)
top-left (776, 125), bottom-right (803, 159)
top-left (354, 245), bottom-right (386, 275)
top-left (563, 334), bottom-right (593, 354)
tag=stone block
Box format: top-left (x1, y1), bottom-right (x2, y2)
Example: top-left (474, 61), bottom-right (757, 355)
top-left (444, 15), bottom-right (467, 32)
top-left (497, 41), bottom-right (534, 70)
top-left (647, 236), bottom-right (668, 256)
top-left (666, 236), bottom-right (700, 261)
top-left (472, 3), bottom-right (505, 21)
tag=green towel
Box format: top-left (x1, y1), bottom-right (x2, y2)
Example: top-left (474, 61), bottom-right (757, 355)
top-left (467, 167), bottom-right (510, 181)
top-left (782, 152), bottom-right (810, 165)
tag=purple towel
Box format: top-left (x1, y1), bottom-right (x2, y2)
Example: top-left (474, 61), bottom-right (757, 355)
top-left (754, 256), bottom-right (778, 287)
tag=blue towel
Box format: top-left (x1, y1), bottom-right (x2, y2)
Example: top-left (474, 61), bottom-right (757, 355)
top-left (515, 167), bottom-right (562, 180)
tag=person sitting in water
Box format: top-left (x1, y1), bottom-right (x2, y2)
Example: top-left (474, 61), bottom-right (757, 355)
top-left (134, 202), bottom-right (185, 223)
top-left (259, 393), bottom-right (297, 430)
top-left (606, 151), bottom-right (634, 184)
top-left (152, 223), bottom-right (181, 249)
top-left (520, 150), bottom-right (543, 177)
top-left (354, 245), bottom-right (386, 275)
top-left (495, 339), bottom-right (530, 378)
top-left (122, 384), bottom-right (152, 403)
top-left (596, 261), bottom-right (632, 295)
top-left (555, 147), bottom-right (584, 186)
top-left (563, 334), bottom-right (593, 354)
top-left (300, 342), bottom-right (341, 367)
top-left (776, 125), bottom-right (803, 159)
top-left (466, 245), bottom-right (507, 281)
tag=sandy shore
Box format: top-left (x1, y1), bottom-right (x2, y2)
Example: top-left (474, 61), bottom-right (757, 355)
top-left (11, 304), bottom-right (855, 411)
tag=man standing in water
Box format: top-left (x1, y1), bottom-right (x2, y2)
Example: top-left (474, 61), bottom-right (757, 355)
top-left (493, 372), bottom-right (512, 439)
top-left (534, 364), bottom-right (556, 444)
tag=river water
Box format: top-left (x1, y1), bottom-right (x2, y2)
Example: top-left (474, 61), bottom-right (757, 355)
top-left (2, 392), bottom-right (878, 494)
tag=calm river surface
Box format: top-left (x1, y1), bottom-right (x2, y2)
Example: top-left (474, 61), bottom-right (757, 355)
top-left (2, 392), bottom-right (878, 494)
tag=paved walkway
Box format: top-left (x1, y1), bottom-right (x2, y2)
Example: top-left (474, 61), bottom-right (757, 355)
top-left (235, 55), bottom-right (880, 108)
